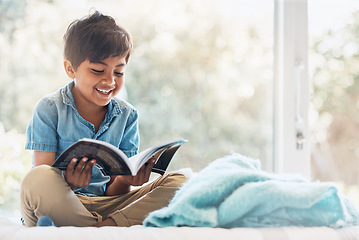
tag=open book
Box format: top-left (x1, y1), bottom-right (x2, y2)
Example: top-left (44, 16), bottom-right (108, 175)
top-left (52, 138), bottom-right (187, 176)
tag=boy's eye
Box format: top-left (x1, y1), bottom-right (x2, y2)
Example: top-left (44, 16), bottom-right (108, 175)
top-left (114, 72), bottom-right (124, 77)
top-left (91, 69), bottom-right (104, 74)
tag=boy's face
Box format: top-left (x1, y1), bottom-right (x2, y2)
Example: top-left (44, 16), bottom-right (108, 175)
top-left (65, 56), bottom-right (127, 109)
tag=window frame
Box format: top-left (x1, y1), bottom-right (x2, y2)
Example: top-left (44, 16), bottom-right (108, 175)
top-left (273, 0), bottom-right (310, 176)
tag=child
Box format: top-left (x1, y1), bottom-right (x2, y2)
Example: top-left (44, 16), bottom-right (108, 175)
top-left (20, 10), bottom-right (188, 227)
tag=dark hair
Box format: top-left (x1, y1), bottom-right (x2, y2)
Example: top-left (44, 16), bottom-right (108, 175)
top-left (63, 11), bottom-right (132, 70)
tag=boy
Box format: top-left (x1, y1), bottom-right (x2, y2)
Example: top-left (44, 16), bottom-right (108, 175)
top-left (20, 11), bottom-right (187, 227)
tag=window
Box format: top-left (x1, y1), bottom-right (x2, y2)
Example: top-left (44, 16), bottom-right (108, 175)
top-left (309, 0), bottom-right (359, 207)
top-left (122, 0), bottom-right (274, 172)
top-left (8, 0), bottom-right (358, 219)
top-left (0, 0), bottom-right (274, 217)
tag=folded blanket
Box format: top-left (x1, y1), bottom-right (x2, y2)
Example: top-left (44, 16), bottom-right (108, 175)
top-left (143, 153), bottom-right (359, 228)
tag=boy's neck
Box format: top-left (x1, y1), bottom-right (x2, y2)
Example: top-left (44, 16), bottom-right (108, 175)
top-left (71, 88), bottom-right (108, 133)
top-left (77, 104), bottom-right (108, 133)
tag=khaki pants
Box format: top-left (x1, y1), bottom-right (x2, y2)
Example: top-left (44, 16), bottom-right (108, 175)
top-left (20, 165), bottom-right (187, 227)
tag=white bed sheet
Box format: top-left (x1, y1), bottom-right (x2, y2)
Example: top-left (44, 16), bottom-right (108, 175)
top-left (1, 217), bottom-right (358, 240)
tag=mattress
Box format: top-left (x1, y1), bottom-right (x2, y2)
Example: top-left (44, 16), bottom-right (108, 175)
top-left (1, 217), bottom-right (358, 240)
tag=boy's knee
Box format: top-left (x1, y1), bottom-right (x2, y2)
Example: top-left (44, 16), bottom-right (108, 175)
top-left (21, 165), bottom-right (62, 194)
top-left (160, 171), bottom-right (189, 188)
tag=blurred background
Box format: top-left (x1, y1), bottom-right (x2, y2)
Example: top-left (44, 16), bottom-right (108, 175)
top-left (0, 0), bottom-right (359, 218)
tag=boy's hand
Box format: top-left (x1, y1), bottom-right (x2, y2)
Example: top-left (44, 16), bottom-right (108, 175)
top-left (105, 157), bottom-right (156, 196)
top-left (124, 156), bottom-right (156, 186)
top-left (64, 157), bottom-right (96, 190)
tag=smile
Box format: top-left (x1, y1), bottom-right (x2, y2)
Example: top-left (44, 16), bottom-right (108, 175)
top-left (95, 88), bottom-right (113, 95)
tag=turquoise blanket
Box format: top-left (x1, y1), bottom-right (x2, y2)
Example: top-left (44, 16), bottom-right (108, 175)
top-left (143, 153), bottom-right (359, 228)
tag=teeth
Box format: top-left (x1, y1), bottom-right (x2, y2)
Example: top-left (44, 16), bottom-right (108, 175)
top-left (96, 88), bottom-right (112, 94)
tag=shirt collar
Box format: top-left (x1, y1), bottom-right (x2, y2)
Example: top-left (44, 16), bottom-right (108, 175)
top-left (60, 80), bottom-right (123, 119)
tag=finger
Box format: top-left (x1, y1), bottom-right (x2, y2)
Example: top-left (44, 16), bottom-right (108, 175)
top-left (144, 157), bottom-right (155, 174)
top-left (70, 157), bottom-right (88, 187)
top-left (82, 159), bottom-right (95, 173)
top-left (137, 164), bottom-right (147, 184)
top-left (64, 158), bottom-right (79, 188)
top-left (66, 158), bottom-right (78, 176)
top-left (143, 159), bottom-right (155, 182)
top-left (148, 157), bottom-right (156, 167)
top-left (82, 160), bottom-right (96, 185)
top-left (76, 158), bottom-right (94, 186)
top-left (74, 157), bottom-right (89, 174)
top-left (136, 161), bottom-right (153, 185)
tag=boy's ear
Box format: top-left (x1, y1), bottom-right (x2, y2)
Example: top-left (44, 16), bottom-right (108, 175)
top-left (64, 60), bottom-right (76, 79)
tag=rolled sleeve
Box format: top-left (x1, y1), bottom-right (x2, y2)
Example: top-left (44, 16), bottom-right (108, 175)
top-left (25, 97), bottom-right (58, 152)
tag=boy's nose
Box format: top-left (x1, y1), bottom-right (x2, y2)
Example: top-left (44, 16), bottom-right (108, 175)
top-left (103, 74), bottom-right (116, 86)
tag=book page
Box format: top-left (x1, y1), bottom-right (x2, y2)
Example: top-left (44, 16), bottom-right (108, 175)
top-left (129, 138), bottom-right (187, 174)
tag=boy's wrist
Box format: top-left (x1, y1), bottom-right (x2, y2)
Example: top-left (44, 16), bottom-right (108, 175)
top-left (114, 175), bottom-right (132, 188)
top-left (105, 176), bottom-right (131, 195)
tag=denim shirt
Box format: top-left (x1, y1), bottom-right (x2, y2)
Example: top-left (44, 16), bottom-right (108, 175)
top-left (25, 80), bottom-right (139, 196)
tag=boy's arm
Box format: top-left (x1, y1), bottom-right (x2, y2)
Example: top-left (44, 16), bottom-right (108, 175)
top-left (33, 150), bottom-right (56, 167)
